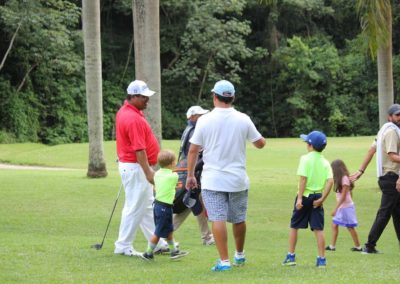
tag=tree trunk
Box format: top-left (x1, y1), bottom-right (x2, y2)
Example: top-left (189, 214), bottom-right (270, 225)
top-left (267, 2), bottom-right (279, 54)
top-left (132, 0), bottom-right (162, 145)
top-left (377, 5), bottom-right (393, 127)
top-left (82, 0), bottom-right (107, 178)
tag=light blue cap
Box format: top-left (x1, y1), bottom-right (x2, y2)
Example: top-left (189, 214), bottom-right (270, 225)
top-left (211, 80), bottom-right (235, 97)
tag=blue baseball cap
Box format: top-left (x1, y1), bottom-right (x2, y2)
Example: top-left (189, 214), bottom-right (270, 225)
top-left (211, 80), bottom-right (235, 97)
top-left (300, 131), bottom-right (327, 150)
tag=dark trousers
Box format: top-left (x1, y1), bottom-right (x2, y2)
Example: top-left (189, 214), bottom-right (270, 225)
top-left (366, 173), bottom-right (400, 248)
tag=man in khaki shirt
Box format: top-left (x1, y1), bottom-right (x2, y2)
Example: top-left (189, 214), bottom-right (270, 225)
top-left (352, 104), bottom-right (400, 254)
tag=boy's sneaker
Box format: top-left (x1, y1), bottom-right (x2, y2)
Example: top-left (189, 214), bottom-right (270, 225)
top-left (233, 256), bottom-right (246, 266)
top-left (170, 250), bottom-right (189, 260)
top-left (154, 246), bottom-right (170, 255)
top-left (361, 246), bottom-right (380, 254)
top-left (350, 247), bottom-right (363, 252)
top-left (282, 253), bottom-right (296, 266)
top-left (211, 260), bottom-right (232, 272)
top-left (140, 252), bottom-right (154, 261)
top-left (316, 256), bottom-right (326, 268)
top-left (325, 245), bottom-right (336, 251)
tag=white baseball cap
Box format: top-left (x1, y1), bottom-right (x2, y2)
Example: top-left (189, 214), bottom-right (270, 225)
top-left (186, 106), bottom-right (209, 119)
top-left (126, 80), bottom-right (155, 97)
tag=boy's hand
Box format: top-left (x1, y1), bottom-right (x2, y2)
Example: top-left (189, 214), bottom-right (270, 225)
top-left (295, 198), bottom-right (303, 210)
top-left (313, 198), bottom-right (323, 208)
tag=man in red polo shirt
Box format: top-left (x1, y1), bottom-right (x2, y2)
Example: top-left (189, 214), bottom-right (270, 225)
top-left (114, 80), bottom-right (165, 257)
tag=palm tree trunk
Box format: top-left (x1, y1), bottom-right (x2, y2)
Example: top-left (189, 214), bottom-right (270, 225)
top-left (82, 0), bottom-right (107, 178)
top-left (377, 5), bottom-right (393, 127)
top-left (132, 0), bottom-right (162, 145)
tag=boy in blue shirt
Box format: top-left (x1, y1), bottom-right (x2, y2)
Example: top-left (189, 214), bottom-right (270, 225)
top-left (282, 131), bottom-right (333, 268)
top-left (142, 150), bottom-right (189, 260)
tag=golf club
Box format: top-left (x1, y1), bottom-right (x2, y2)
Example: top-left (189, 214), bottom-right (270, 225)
top-left (92, 183), bottom-right (123, 250)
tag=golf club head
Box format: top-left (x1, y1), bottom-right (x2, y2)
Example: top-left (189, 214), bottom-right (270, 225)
top-left (92, 243), bottom-right (103, 250)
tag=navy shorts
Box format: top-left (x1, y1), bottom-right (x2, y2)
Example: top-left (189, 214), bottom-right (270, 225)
top-left (290, 193), bottom-right (324, 231)
top-left (153, 201), bottom-right (174, 238)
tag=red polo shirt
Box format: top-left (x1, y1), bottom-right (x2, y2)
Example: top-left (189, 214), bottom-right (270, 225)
top-left (116, 101), bottom-right (159, 165)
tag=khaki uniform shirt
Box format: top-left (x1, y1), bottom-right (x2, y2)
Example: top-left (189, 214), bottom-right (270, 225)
top-left (381, 128), bottom-right (400, 175)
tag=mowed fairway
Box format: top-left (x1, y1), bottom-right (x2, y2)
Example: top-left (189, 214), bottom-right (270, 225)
top-left (0, 137), bottom-right (399, 283)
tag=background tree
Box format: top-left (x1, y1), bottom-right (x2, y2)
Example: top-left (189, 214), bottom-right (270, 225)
top-left (82, 0), bottom-right (107, 177)
top-left (0, 0), bottom-right (84, 144)
top-left (357, 0), bottom-right (394, 126)
top-left (0, 0), bottom-right (399, 144)
top-left (132, 0), bottom-right (162, 143)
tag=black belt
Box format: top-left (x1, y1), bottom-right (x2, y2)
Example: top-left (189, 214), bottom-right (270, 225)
top-left (384, 171), bottom-right (399, 177)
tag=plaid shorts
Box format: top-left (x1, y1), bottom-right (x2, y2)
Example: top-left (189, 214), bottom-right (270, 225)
top-left (202, 189), bottom-right (248, 223)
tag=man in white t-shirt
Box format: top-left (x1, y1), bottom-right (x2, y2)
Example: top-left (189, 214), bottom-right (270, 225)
top-left (185, 80), bottom-right (266, 271)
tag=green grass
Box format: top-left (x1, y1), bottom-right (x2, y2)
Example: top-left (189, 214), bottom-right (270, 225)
top-left (1, 137), bottom-right (400, 283)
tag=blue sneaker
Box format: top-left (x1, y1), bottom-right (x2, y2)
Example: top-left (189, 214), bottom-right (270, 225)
top-left (316, 256), bottom-right (326, 268)
top-left (233, 256), bottom-right (246, 266)
top-left (211, 260), bottom-right (232, 272)
top-left (282, 253), bottom-right (296, 266)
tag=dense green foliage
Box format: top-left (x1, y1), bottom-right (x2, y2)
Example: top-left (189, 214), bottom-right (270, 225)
top-left (0, 0), bottom-right (399, 143)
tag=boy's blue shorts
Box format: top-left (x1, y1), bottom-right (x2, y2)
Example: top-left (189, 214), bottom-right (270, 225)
top-left (290, 193), bottom-right (324, 231)
top-left (153, 200), bottom-right (174, 238)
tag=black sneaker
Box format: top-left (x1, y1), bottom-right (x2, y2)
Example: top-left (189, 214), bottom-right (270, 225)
top-left (350, 247), bottom-right (362, 252)
top-left (170, 250), bottom-right (189, 260)
top-left (154, 246), bottom-right (170, 255)
top-left (361, 246), bottom-right (380, 254)
top-left (141, 252), bottom-right (154, 261)
top-left (325, 245), bottom-right (336, 251)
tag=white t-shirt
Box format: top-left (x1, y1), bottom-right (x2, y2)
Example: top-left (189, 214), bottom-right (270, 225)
top-left (189, 107), bottom-right (262, 192)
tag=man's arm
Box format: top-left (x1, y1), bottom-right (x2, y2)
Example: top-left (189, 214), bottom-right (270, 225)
top-left (253, 137), bottom-right (266, 149)
top-left (350, 145), bottom-right (376, 181)
top-left (185, 143), bottom-right (201, 190)
top-left (136, 150), bottom-right (155, 185)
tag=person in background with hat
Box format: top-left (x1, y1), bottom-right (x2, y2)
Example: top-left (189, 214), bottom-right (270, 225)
top-left (350, 103), bottom-right (400, 254)
top-left (173, 106), bottom-right (215, 246)
top-left (114, 80), bottom-right (167, 257)
top-left (186, 80), bottom-right (266, 272)
top-left (282, 130), bottom-right (333, 268)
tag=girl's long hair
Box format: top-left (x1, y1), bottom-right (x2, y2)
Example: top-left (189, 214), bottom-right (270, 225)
top-left (331, 159), bottom-right (354, 193)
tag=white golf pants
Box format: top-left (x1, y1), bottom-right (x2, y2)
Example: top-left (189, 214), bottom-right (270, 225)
top-left (114, 162), bottom-right (156, 252)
